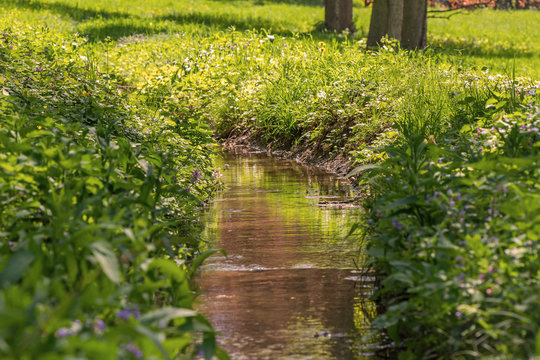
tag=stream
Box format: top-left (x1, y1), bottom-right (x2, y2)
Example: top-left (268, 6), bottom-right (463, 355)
top-left (197, 149), bottom-right (378, 359)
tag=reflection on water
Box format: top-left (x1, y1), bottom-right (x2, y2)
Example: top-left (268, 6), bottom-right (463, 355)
top-left (198, 149), bottom-right (377, 359)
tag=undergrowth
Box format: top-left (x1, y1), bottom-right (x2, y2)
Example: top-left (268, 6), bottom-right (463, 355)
top-left (0, 0), bottom-right (539, 358)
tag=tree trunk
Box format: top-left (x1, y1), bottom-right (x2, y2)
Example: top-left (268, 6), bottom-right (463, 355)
top-left (325, 0), bottom-right (354, 32)
top-left (387, 0), bottom-right (404, 41)
top-left (401, 0), bottom-right (427, 49)
top-left (367, 0), bottom-right (388, 46)
top-left (367, 0), bottom-right (404, 47)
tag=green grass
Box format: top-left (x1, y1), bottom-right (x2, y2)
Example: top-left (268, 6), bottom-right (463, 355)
top-left (0, 0), bottom-right (539, 358)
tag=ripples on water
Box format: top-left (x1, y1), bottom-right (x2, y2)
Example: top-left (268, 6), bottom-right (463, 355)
top-left (197, 149), bottom-right (380, 359)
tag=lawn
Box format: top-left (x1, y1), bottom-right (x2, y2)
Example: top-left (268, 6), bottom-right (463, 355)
top-left (0, 0), bottom-right (539, 358)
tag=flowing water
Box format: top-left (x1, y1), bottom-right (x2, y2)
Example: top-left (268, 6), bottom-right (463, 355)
top-left (198, 149), bottom-right (378, 360)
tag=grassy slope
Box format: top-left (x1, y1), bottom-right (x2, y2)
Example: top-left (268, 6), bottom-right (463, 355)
top-left (1, 0), bottom-right (539, 358)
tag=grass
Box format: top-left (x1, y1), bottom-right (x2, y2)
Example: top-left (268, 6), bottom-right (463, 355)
top-left (0, 0), bottom-right (539, 358)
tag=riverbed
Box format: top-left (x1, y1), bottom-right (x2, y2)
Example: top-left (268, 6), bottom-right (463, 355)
top-left (197, 149), bottom-right (377, 359)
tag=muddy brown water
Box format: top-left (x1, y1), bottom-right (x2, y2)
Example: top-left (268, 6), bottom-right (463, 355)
top-left (197, 149), bottom-right (379, 359)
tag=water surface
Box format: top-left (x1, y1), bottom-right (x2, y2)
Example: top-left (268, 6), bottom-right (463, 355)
top-left (198, 149), bottom-right (376, 359)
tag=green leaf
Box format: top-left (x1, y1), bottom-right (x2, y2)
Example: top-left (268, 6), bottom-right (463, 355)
top-left (135, 325), bottom-right (171, 360)
top-left (383, 196), bottom-right (418, 212)
top-left (89, 241), bottom-right (121, 284)
top-left (0, 250), bottom-right (35, 289)
top-left (346, 164), bottom-right (385, 178)
top-left (188, 249), bottom-right (226, 277)
top-left (140, 307), bottom-right (197, 326)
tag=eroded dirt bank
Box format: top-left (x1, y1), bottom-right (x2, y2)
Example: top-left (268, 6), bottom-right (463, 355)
top-left (220, 129), bottom-right (354, 178)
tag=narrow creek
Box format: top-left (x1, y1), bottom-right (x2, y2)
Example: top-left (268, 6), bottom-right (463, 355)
top-left (197, 149), bottom-right (377, 359)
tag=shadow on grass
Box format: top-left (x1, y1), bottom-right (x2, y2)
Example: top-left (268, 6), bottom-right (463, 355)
top-left (3, 0), bottom-right (362, 42)
top-left (209, 0), bottom-right (324, 7)
top-left (1, 0), bottom-right (131, 20)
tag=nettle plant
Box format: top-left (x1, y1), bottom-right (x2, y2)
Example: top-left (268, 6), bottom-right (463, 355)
top-left (0, 27), bottom-right (226, 359)
top-left (356, 86), bottom-right (539, 358)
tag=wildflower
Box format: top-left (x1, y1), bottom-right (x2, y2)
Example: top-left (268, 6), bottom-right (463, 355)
top-left (116, 308), bottom-right (139, 320)
top-left (459, 210), bottom-right (466, 216)
top-left (190, 170), bottom-right (201, 184)
top-left (449, 200), bottom-right (455, 207)
top-left (458, 240), bottom-right (463, 245)
top-left (94, 319), bottom-right (106, 332)
top-left (391, 219), bottom-right (402, 231)
top-left (433, 191), bottom-right (439, 197)
top-left (455, 311), bottom-right (463, 318)
top-left (225, 164), bottom-right (230, 170)
top-left (456, 256), bottom-right (463, 262)
top-left (458, 273), bottom-right (464, 282)
top-left (488, 266), bottom-right (495, 273)
top-left (55, 328), bottom-right (71, 338)
top-left (478, 273), bottom-right (485, 280)
top-left (486, 288), bottom-right (492, 295)
top-left (123, 344), bottom-right (143, 359)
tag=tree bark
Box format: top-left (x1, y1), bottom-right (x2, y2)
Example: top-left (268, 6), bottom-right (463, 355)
top-left (367, 0), bottom-right (404, 47)
top-left (401, 0), bottom-right (427, 49)
top-left (325, 0), bottom-right (354, 32)
top-left (367, 0), bottom-right (388, 46)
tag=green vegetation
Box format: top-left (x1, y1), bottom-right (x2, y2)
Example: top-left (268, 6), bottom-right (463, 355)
top-left (0, 0), bottom-right (539, 358)
top-left (355, 80), bottom-right (539, 358)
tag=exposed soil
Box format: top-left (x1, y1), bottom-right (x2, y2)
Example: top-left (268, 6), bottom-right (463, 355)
top-left (220, 129), bottom-right (354, 178)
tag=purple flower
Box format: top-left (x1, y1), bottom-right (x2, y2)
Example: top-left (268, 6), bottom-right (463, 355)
top-left (456, 193), bottom-right (461, 201)
top-left (123, 344), bottom-right (143, 359)
top-left (456, 311), bottom-right (463, 318)
top-left (225, 164), bottom-right (230, 170)
top-left (449, 200), bottom-right (455, 207)
top-left (488, 266), bottom-right (495, 273)
top-left (116, 308), bottom-right (139, 320)
top-left (391, 219), bottom-right (403, 231)
top-left (459, 210), bottom-right (466, 216)
top-left (94, 319), bottom-right (106, 332)
top-left (456, 256), bottom-right (463, 262)
top-left (433, 191), bottom-right (439, 197)
top-left (458, 273), bottom-right (464, 282)
top-left (55, 328), bottom-right (71, 338)
top-left (478, 273), bottom-right (485, 280)
top-left (190, 170), bottom-right (201, 184)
